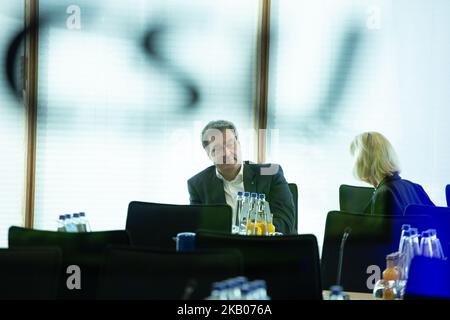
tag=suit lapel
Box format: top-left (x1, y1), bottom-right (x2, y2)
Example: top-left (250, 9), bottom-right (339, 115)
top-left (208, 167), bottom-right (227, 204)
top-left (243, 163), bottom-right (257, 193)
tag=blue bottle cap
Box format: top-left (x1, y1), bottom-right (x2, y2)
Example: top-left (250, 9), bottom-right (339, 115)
top-left (237, 191), bottom-right (244, 196)
top-left (243, 192), bottom-right (250, 197)
top-left (59, 215), bottom-right (65, 220)
top-left (226, 279), bottom-right (239, 288)
top-left (234, 276), bottom-right (248, 285)
top-left (250, 193), bottom-right (258, 198)
top-left (330, 285), bottom-right (343, 293)
top-left (252, 280), bottom-right (266, 288)
top-left (79, 212), bottom-right (85, 217)
top-left (258, 193), bottom-right (266, 199)
top-left (73, 213), bottom-right (80, 218)
top-left (212, 281), bottom-right (226, 290)
top-left (65, 214), bottom-right (71, 219)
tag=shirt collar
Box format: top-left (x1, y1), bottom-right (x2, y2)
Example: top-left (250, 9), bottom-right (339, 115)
top-left (376, 172), bottom-right (401, 189)
top-left (216, 164), bottom-right (244, 183)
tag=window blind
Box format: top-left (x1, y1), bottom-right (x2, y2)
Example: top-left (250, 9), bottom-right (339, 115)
top-left (267, 0), bottom-right (450, 245)
top-left (0, 3), bottom-right (26, 247)
top-left (35, 0), bottom-right (259, 231)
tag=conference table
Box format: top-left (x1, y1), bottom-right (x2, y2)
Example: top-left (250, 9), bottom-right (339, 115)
top-left (322, 290), bottom-right (378, 300)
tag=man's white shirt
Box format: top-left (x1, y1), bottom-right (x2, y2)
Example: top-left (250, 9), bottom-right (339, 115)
top-left (215, 164), bottom-right (245, 225)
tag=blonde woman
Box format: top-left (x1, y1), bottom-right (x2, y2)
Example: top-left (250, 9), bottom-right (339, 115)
top-left (350, 132), bottom-right (434, 215)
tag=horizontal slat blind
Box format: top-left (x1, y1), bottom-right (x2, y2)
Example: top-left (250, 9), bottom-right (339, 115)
top-left (267, 0), bottom-right (450, 245)
top-left (35, 0), bottom-right (259, 231)
top-left (0, 3), bottom-right (26, 246)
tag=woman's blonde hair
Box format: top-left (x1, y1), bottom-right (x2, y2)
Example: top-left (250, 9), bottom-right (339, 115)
top-left (350, 132), bottom-right (400, 186)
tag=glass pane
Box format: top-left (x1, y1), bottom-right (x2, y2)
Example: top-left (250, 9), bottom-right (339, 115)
top-left (268, 0), bottom-right (450, 243)
top-left (0, 2), bottom-right (26, 246)
top-left (35, 0), bottom-right (259, 231)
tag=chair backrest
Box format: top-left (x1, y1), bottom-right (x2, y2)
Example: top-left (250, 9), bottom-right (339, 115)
top-left (8, 226), bottom-right (130, 300)
top-left (405, 204), bottom-right (450, 217)
top-left (97, 246), bottom-right (243, 300)
top-left (339, 184), bottom-right (374, 213)
top-left (195, 231), bottom-right (322, 300)
top-left (321, 211), bottom-right (434, 293)
top-left (0, 247), bottom-right (61, 299)
top-left (404, 204), bottom-right (450, 256)
top-left (405, 256), bottom-right (450, 300)
top-left (125, 201), bottom-right (232, 248)
top-left (288, 183), bottom-right (298, 233)
top-left (446, 185), bottom-right (450, 207)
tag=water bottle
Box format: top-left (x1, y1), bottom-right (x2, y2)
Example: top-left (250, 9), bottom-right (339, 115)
top-left (79, 212), bottom-right (91, 232)
top-left (251, 195), bottom-right (262, 235)
top-left (247, 193), bottom-right (258, 235)
top-left (64, 214), bottom-right (78, 232)
top-left (420, 231), bottom-right (433, 258)
top-left (329, 285), bottom-right (346, 300)
top-left (225, 278), bottom-right (242, 300)
top-left (253, 194), bottom-right (268, 236)
top-left (251, 280), bottom-right (270, 300)
top-left (233, 192), bottom-right (244, 234)
top-left (238, 192), bottom-right (251, 235)
top-left (208, 282), bottom-right (227, 300)
top-left (399, 230), bottom-right (414, 278)
top-left (72, 213), bottom-right (81, 232)
top-left (428, 229), bottom-right (446, 259)
top-left (241, 282), bottom-right (253, 300)
top-left (244, 281), bottom-right (258, 300)
top-left (57, 215), bottom-right (66, 232)
top-left (231, 276), bottom-right (248, 300)
top-left (64, 213), bottom-right (71, 230)
top-left (392, 251), bottom-right (407, 298)
top-left (409, 228), bottom-right (421, 256)
top-left (398, 224), bottom-right (411, 253)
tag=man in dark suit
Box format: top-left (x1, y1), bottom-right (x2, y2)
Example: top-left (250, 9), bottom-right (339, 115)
top-left (187, 120), bottom-right (296, 234)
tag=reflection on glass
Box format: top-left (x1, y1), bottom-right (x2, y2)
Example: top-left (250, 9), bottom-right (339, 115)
top-left (35, 0), bottom-right (259, 230)
top-left (373, 280), bottom-right (402, 300)
top-left (0, 2), bottom-right (26, 247)
top-left (267, 0), bottom-right (450, 249)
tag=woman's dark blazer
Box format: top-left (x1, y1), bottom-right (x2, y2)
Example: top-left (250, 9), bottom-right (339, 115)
top-left (364, 173), bottom-right (435, 215)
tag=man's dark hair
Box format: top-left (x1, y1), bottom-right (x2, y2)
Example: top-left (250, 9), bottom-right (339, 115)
top-left (201, 120), bottom-right (238, 149)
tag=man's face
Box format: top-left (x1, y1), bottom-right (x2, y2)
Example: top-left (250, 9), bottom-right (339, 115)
top-left (204, 129), bottom-right (242, 170)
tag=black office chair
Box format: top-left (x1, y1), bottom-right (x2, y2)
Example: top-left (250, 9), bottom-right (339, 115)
top-left (8, 226), bottom-right (130, 300)
top-left (446, 184), bottom-right (450, 207)
top-left (288, 183), bottom-right (298, 233)
top-left (125, 201), bottom-right (232, 248)
top-left (405, 256), bottom-right (450, 300)
top-left (404, 204), bottom-right (450, 217)
top-left (195, 231), bottom-right (322, 300)
top-left (321, 211), bottom-right (434, 293)
top-left (0, 247), bottom-right (61, 299)
top-left (97, 246), bottom-right (243, 300)
top-left (339, 184), bottom-right (374, 213)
